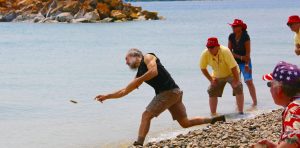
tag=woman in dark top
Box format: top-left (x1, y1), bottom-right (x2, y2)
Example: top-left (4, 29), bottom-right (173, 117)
top-left (228, 19), bottom-right (257, 108)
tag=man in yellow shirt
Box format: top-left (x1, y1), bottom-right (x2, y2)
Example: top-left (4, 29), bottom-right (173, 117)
top-left (287, 15), bottom-right (300, 56)
top-left (200, 37), bottom-right (244, 115)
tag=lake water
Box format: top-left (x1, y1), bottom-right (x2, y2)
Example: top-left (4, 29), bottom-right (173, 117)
top-left (1, 0), bottom-right (299, 147)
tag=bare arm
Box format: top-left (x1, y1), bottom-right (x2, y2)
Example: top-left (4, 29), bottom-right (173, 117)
top-left (201, 68), bottom-right (213, 82)
top-left (95, 54), bottom-right (158, 103)
top-left (244, 40), bottom-right (251, 63)
top-left (295, 44), bottom-right (300, 56)
top-left (228, 40), bottom-right (233, 50)
top-left (94, 77), bottom-right (144, 103)
top-left (231, 66), bottom-right (240, 84)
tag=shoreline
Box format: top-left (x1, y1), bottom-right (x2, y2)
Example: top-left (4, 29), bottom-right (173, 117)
top-left (141, 109), bottom-right (283, 147)
top-left (0, 0), bottom-right (162, 23)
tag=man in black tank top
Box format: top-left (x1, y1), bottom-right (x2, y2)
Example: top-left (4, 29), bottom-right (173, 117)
top-left (95, 48), bottom-right (225, 146)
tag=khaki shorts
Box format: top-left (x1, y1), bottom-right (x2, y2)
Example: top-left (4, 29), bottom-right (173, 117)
top-left (146, 88), bottom-right (187, 120)
top-left (207, 76), bottom-right (243, 97)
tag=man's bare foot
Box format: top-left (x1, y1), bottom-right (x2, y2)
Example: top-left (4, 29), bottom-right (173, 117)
top-left (246, 105), bottom-right (257, 112)
top-left (210, 113), bottom-right (220, 117)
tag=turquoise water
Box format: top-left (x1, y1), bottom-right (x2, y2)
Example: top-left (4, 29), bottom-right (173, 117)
top-left (1, 0), bottom-right (300, 147)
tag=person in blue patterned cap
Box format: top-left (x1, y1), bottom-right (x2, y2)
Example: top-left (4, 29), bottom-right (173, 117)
top-left (253, 61), bottom-right (300, 147)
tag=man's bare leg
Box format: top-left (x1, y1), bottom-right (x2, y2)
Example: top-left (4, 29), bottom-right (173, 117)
top-left (209, 97), bottom-right (218, 115)
top-left (177, 116), bottom-right (225, 128)
top-left (134, 110), bottom-right (154, 146)
top-left (235, 93), bottom-right (244, 114)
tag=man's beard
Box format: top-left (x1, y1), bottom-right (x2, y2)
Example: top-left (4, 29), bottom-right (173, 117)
top-left (128, 58), bottom-right (138, 70)
top-left (129, 64), bottom-right (138, 70)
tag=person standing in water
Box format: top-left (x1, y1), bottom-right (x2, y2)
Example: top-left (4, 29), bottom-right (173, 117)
top-left (95, 48), bottom-right (225, 146)
top-left (287, 15), bottom-right (300, 56)
top-left (228, 19), bottom-right (258, 108)
top-left (200, 37), bottom-right (244, 116)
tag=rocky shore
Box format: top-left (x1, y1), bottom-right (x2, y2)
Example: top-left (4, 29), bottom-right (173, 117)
top-left (0, 0), bottom-right (161, 23)
top-left (143, 109), bottom-right (283, 148)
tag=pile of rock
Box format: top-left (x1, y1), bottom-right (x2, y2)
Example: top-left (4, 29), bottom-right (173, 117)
top-left (0, 0), bottom-right (161, 23)
top-left (144, 109), bottom-right (283, 148)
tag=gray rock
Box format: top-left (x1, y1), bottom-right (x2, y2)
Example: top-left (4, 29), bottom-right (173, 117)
top-left (100, 17), bottom-right (113, 23)
top-left (56, 12), bottom-right (74, 22)
top-left (83, 10), bottom-right (100, 22)
top-left (12, 14), bottom-right (37, 22)
top-left (33, 13), bottom-right (45, 23)
top-left (1, 12), bottom-right (17, 22)
top-left (74, 9), bottom-right (85, 19)
top-left (71, 18), bottom-right (89, 23)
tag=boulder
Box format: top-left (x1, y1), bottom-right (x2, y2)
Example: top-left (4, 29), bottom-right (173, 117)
top-left (13, 14), bottom-right (37, 22)
top-left (72, 17), bottom-right (89, 23)
top-left (129, 13), bottom-right (138, 19)
top-left (100, 17), bottom-right (113, 23)
top-left (83, 9), bottom-right (100, 21)
top-left (33, 13), bottom-right (45, 23)
top-left (49, 1), bottom-right (64, 16)
top-left (55, 12), bottom-right (73, 22)
top-left (17, 0), bottom-right (34, 6)
top-left (142, 10), bottom-right (159, 20)
top-left (130, 6), bottom-right (142, 13)
top-left (96, 3), bottom-right (110, 19)
top-left (110, 0), bottom-right (123, 10)
top-left (0, 0), bottom-right (161, 23)
top-left (73, 9), bottom-right (85, 19)
top-left (81, 0), bottom-right (94, 12)
top-left (87, 0), bottom-right (98, 9)
top-left (39, 17), bottom-right (58, 23)
top-left (110, 10), bottom-right (126, 20)
top-left (62, 0), bottom-right (80, 14)
top-left (0, 11), bottom-right (17, 22)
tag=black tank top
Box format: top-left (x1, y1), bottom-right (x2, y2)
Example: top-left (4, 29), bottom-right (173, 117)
top-left (136, 53), bottom-right (179, 95)
top-left (229, 30), bottom-right (250, 64)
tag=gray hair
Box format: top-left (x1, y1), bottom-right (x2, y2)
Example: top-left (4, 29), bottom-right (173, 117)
top-left (127, 48), bottom-right (143, 58)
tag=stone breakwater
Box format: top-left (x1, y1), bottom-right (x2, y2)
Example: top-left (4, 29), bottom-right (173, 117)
top-left (0, 0), bottom-right (161, 23)
top-left (143, 109), bottom-right (283, 148)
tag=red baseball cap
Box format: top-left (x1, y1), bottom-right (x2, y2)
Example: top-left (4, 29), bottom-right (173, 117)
top-left (206, 37), bottom-right (220, 48)
top-left (287, 15), bottom-right (300, 26)
top-left (229, 19), bottom-right (247, 30)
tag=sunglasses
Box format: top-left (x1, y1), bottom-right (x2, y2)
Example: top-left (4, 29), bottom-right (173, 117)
top-left (267, 81), bottom-right (281, 88)
top-left (207, 46), bottom-right (215, 49)
top-left (267, 82), bottom-right (271, 87)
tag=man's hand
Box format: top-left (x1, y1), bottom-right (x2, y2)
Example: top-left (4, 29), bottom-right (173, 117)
top-left (210, 78), bottom-right (218, 86)
top-left (232, 53), bottom-right (239, 59)
top-left (295, 48), bottom-right (300, 56)
top-left (95, 94), bottom-right (109, 103)
top-left (252, 140), bottom-right (277, 148)
top-left (232, 79), bottom-right (240, 88)
top-left (245, 65), bottom-right (251, 73)
top-left (295, 44), bottom-right (300, 56)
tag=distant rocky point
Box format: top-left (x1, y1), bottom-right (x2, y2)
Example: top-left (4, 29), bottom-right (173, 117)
top-left (0, 0), bottom-right (162, 23)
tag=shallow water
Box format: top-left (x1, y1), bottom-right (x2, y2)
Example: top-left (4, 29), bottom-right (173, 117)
top-left (0, 0), bottom-right (299, 147)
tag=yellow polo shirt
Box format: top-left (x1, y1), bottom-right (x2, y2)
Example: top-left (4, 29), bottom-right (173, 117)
top-left (295, 30), bottom-right (300, 45)
top-left (200, 45), bottom-right (239, 78)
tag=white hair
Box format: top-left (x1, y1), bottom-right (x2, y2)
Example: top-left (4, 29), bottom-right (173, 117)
top-left (127, 48), bottom-right (143, 58)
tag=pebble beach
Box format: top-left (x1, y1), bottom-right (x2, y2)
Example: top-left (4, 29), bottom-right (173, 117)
top-left (142, 109), bottom-right (283, 148)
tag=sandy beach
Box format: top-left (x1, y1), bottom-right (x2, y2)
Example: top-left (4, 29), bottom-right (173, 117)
top-left (142, 109), bottom-right (283, 148)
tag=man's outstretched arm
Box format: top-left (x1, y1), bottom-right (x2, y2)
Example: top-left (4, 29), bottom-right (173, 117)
top-left (95, 54), bottom-right (158, 103)
top-left (95, 78), bottom-right (144, 103)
